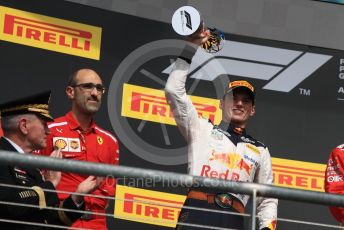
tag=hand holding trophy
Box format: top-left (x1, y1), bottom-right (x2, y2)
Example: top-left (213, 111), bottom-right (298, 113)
top-left (171, 6), bottom-right (225, 53)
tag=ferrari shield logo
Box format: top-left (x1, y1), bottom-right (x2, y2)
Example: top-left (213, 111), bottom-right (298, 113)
top-left (97, 136), bottom-right (103, 145)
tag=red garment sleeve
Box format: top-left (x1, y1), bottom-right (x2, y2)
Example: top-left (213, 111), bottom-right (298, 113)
top-left (0, 121), bottom-right (3, 137)
top-left (325, 146), bottom-right (344, 223)
top-left (99, 137), bottom-right (119, 197)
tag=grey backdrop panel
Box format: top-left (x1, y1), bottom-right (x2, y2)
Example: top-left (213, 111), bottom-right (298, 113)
top-left (67, 0), bottom-right (344, 51)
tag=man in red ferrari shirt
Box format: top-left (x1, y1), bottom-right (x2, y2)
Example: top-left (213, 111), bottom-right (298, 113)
top-left (325, 144), bottom-right (344, 223)
top-left (38, 69), bottom-right (119, 229)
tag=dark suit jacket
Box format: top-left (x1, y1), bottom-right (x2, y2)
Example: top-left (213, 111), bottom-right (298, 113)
top-left (0, 137), bottom-right (84, 230)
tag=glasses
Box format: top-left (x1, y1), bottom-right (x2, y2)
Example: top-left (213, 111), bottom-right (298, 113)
top-left (71, 83), bottom-right (106, 94)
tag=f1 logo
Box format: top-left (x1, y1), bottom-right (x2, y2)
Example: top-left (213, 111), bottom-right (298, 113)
top-left (163, 40), bottom-right (333, 92)
top-left (181, 10), bottom-right (192, 30)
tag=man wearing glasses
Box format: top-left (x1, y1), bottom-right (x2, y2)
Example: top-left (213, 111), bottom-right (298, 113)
top-left (37, 69), bottom-right (119, 230)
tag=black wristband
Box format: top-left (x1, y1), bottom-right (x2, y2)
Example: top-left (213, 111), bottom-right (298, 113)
top-left (178, 44), bottom-right (198, 64)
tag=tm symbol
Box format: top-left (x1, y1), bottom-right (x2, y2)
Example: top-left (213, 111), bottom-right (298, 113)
top-left (299, 88), bottom-right (311, 96)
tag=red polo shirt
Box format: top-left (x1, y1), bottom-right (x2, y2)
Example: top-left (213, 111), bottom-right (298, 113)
top-left (38, 112), bottom-right (119, 229)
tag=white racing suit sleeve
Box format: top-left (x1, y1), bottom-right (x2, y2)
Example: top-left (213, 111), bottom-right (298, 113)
top-left (255, 146), bottom-right (278, 230)
top-left (165, 58), bottom-right (199, 142)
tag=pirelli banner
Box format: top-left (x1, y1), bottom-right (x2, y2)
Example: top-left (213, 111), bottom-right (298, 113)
top-left (0, 6), bottom-right (101, 60)
top-left (0, 1), bottom-right (343, 229)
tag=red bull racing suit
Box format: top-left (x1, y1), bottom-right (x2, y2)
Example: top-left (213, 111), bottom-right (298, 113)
top-left (165, 58), bottom-right (277, 230)
top-left (325, 144), bottom-right (344, 223)
top-left (37, 112), bottom-right (119, 229)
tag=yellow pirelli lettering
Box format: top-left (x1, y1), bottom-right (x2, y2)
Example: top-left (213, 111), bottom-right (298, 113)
top-left (114, 185), bottom-right (186, 227)
top-left (0, 6), bottom-right (101, 60)
top-left (272, 157), bottom-right (326, 192)
top-left (121, 83), bottom-right (221, 125)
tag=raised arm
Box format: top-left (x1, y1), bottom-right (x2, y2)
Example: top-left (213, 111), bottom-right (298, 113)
top-left (165, 30), bottom-right (210, 141)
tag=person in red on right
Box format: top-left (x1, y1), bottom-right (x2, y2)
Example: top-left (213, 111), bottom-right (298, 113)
top-left (325, 144), bottom-right (344, 223)
top-left (0, 121), bottom-right (3, 137)
top-left (37, 69), bottom-right (119, 229)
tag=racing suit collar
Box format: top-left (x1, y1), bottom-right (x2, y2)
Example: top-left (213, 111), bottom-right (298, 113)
top-left (219, 121), bottom-right (246, 135)
top-left (65, 111), bottom-right (96, 133)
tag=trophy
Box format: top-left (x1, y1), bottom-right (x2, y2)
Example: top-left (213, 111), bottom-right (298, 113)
top-left (172, 6), bottom-right (225, 53)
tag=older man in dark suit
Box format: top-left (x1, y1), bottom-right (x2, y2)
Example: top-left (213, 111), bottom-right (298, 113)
top-left (0, 91), bottom-right (99, 230)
